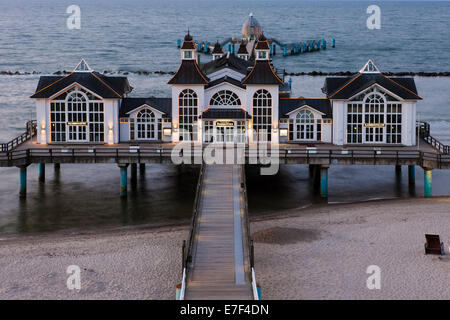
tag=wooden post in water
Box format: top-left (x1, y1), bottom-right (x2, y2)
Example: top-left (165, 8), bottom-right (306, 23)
top-left (408, 165), bottom-right (416, 185)
top-left (119, 164), bottom-right (129, 198)
top-left (320, 165), bottom-right (329, 198)
top-left (38, 163), bottom-right (45, 183)
top-left (18, 165), bottom-right (28, 198)
top-left (423, 168), bottom-right (432, 198)
top-left (130, 163), bottom-right (137, 186)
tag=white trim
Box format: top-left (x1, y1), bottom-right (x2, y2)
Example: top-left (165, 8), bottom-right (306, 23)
top-left (73, 59), bottom-right (93, 73)
top-left (48, 82), bottom-right (103, 101)
top-left (125, 104), bottom-right (165, 117)
top-left (359, 59), bottom-right (380, 74)
top-left (347, 83), bottom-right (405, 102)
top-left (285, 104), bottom-right (326, 116)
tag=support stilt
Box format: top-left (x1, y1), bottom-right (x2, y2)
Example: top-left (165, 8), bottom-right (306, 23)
top-left (308, 164), bottom-right (314, 178)
top-left (320, 166), bottom-right (329, 198)
top-left (119, 164), bottom-right (129, 198)
top-left (424, 168), bottom-right (432, 198)
top-left (408, 165), bottom-right (415, 185)
top-left (139, 163), bottom-right (146, 174)
top-left (18, 166), bottom-right (28, 198)
top-left (131, 163), bottom-right (137, 185)
top-left (54, 163), bottom-right (60, 171)
top-left (38, 163), bottom-right (45, 183)
top-left (395, 165), bottom-right (401, 175)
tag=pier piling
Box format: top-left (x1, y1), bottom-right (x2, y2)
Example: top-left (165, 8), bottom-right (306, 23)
top-left (424, 168), bottom-right (432, 198)
top-left (54, 163), bottom-right (60, 172)
top-left (119, 164), bottom-right (129, 198)
top-left (408, 165), bottom-right (415, 185)
top-left (131, 163), bottom-right (137, 185)
top-left (395, 165), bottom-right (402, 175)
top-left (18, 165), bottom-right (28, 198)
top-left (320, 166), bottom-right (329, 198)
top-left (38, 163), bottom-right (45, 183)
top-left (139, 163), bottom-right (146, 174)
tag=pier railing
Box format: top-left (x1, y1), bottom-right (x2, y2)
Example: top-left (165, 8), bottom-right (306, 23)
top-left (2, 147), bottom-right (450, 169)
top-left (0, 120), bottom-right (37, 153)
top-left (180, 163), bottom-right (205, 298)
top-left (418, 121), bottom-right (449, 154)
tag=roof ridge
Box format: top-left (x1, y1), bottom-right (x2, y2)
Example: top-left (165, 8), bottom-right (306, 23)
top-left (90, 72), bottom-right (122, 98)
top-left (380, 73), bottom-right (422, 99)
top-left (30, 72), bottom-right (74, 98)
top-left (328, 73), bottom-right (362, 98)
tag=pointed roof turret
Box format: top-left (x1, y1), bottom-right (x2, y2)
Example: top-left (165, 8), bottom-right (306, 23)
top-left (181, 30), bottom-right (195, 50)
top-left (238, 40), bottom-right (248, 55)
top-left (255, 33), bottom-right (270, 50)
top-left (212, 41), bottom-right (223, 54)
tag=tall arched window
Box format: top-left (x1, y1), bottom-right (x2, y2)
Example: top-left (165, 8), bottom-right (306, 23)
top-left (50, 87), bottom-right (104, 142)
top-left (364, 93), bottom-right (385, 143)
top-left (136, 109), bottom-right (156, 140)
top-left (210, 90), bottom-right (241, 107)
top-left (179, 89), bottom-right (198, 141)
top-left (252, 89), bottom-right (272, 141)
top-left (296, 110), bottom-right (315, 140)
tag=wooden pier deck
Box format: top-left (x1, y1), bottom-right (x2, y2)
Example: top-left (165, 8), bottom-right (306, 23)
top-left (184, 164), bottom-right (253, 300)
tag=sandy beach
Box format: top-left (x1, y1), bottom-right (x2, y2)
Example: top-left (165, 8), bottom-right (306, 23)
top-left (0, 197), bottom-right (449, 300)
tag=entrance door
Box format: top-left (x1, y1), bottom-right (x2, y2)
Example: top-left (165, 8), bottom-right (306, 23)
top-left (215, 121), bottom-right (236, 143)
top-left (68, 125), bottom-right (88, 142)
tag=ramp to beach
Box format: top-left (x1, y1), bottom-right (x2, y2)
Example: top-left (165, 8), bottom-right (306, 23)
top-left (183, 164), bottom-right (253, 300)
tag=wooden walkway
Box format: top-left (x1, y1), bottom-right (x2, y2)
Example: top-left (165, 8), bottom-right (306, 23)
top-left (184, 165), bottom-right (253, 300)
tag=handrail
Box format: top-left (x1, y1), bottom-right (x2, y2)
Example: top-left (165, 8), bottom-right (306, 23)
top-left (418, 121), bottom-right (449, 154)
top-left (251, 268), bottom-right (259, 300)
top-left (180, 268), bottom-right (187, 300)
top-left (183, 163), bottom-right (205, 277)
top-left (0, 120), bottom-right (37, 153)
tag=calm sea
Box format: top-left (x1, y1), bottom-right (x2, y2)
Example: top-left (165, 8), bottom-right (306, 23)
top-left (0, 0), bottom-right (449, 235)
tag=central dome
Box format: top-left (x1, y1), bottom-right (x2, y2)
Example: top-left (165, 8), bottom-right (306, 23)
top-left (241, 13), bottom-right (263, 40)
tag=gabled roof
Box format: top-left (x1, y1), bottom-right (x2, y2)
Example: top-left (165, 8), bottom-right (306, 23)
top-left (323, 60), bottom-right (421, 100)
top-left (30, 71), bottom-right (131, 99)
top-left (200, 53), bottom-right (252, 76)
top-left (201, 108), bottom-right (251, 120)
top-left (323, 73), bottom-right (421, 100)
top-left (212, 42), bottom-right (223, 54)
top-left (254, 34), bottom-right (270, 50)
top-left (167, 60), bottom-right (209, 85)
top-left (205, 76), bottom-right (246, 89)
top-left (119, 97), bottom-right (172, 117)
top-left (238, 41), bottom-right (249, 54)
top-left (279, 98), bottom-right (332, 118)
top-left (241, 60), bottom-right (283, 85)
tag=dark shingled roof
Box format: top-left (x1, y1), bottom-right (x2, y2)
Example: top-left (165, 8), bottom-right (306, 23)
top-left (200, 54), bottom-right (252, 76)
top-left (30, 72), bottom-right (131, 98)
top-left (238, 41), bottom-right (248, 54)
top-left (255, 34), bottom-right (270, 50)
top-left (201, 108), bottom-right (251, 120)
top-left (212, 42), bottom-right (223, 54)
top-left (323, 73), bottom-right (421, 100)
top-left (241, 60), bottom-right (283, 85)
top-left (181, 40), bottom-right (196, 50)
top-left (168, 60), bottom-right (209, 85)
top-left (279, 98), bottom-right (332, 118)
top-left (119, 97), bottom-right (172, 117)
top-left (205, 76), bottom-right (246, 89)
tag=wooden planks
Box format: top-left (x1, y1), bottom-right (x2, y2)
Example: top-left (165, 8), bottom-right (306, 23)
top-left (184, 164), bottom-right (253, 300)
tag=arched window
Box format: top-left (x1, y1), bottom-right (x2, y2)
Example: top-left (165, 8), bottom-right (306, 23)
top-left (295, 109), bottom-right (315, 140)
top-left (364, 93), bottom-right (385, 143)
top-left (50, 87), bottom-right (104, 143)
top-left (179, 89), bottom-right (198, 141)
top-left (210, 90), bottom-right (241, 107)
top-left (252, 89), bottom-right (272, 141)
top-left (136, 109), bottom-right (156, 140)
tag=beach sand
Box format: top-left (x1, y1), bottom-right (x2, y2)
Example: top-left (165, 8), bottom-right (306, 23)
top-left (0, 197), bottom-right (449, 299)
